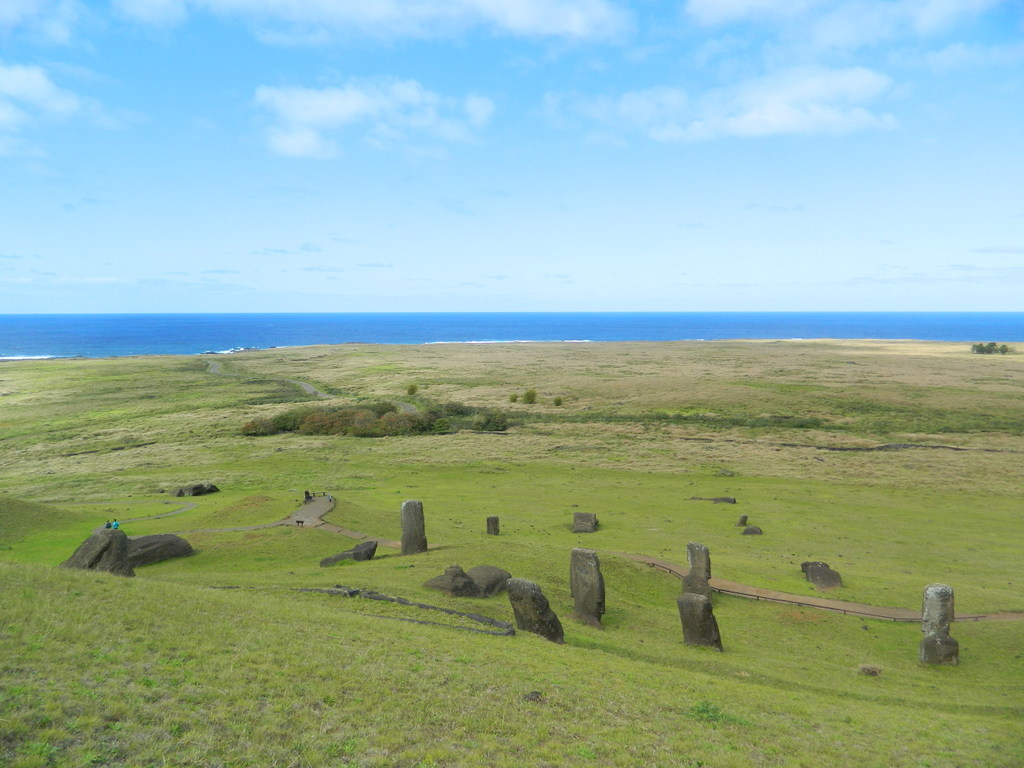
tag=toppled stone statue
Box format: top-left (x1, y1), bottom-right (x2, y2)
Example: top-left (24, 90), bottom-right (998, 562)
top-left (570, 548), bottom-right (605, 628)
top-left (320, 540), bottom-right (378, 567)
top-left (60, 529), bottom-right (135, 577)
top-left (741, 525), bottom-right (763, 535)
top-left (125, 534), bottom-right (193, 568)
top-left (919, 583), bottom-right (958, 665)
top-left (571, 512), bottom-right (598, 533)
top-left (466, 565), bottom-right (512, 597)
top-left (507, 578), bottom-right (564, 643)
top-left (173, 482), bottom-right (219, 497)
top-left (682, 542), bottom-right (713, 599)
top-left (676, 593), bottom-right (723, 651)
top-left (424, 565), bottom-right (512, 597)
top-left (400, 499), bottom-right (428, 555)
top-left (801, 561), bottom-right (843, 589)
top-left (424, 565), bottom-right (479, 597)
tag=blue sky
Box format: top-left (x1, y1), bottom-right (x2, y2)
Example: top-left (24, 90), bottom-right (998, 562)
top-left (1, 0), bottom-right (1022, 312)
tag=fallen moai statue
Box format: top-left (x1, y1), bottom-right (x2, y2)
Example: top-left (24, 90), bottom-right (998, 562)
top-left (424, 564), bottom-right (512, 597)
top-left (61, 529), bottom-right (135, 577)
top-left (801, 561), bottom-right (843, 589)
top-left (741, 525), bottom-right (763, 535)
top-left (173, 482), bottom-right (219, 497)
top-left (125, 534), bottom-right (194, 568)
top-left (320, 540), bottom-right (378, 567)
top-left (507, 578), bottom-right (564, 643)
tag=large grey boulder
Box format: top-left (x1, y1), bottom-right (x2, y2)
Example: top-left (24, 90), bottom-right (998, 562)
top-left (571, 512), bottom-right (598, 533)
top-left (320, 540), bottom-right (378, 567)
top-left (570, 548), bottom-right (605, 628)
top-left (741, 525), bottom-right (763, 536)
top-left (125, 534), bottom-right (193, 568)
top-left (682, 542), bottom-right (713, 599)
top-left (466, 565), bottom-right (511, 597)
top-left (60, 529), bottom-right (135, 577)
top-left (507, 578), bottom-right (564, 643)
top-left (801, 561), bottom-right (843, 590)
top-left (919, 583), bottom-right (958, 665)
top-left (400, 499), bottom-right (428, 555)
top-left (173, 482), bottom-right (219, 497)
top-left (676, 593), bottom-right (723, 651)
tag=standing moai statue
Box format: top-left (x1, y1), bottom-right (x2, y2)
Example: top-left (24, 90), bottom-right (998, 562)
top-left (570, 548), bottom-right (605, 628)
top-left (400, 499), bottom-right (428, 555)
top-left (735, 514), bottom-right (748, 527)
top-left (486, 516), bottom-right (500, 535)
top-left (506, 578), bottom-right (564, 643)
top-left (919, 583), bottom-right (958, 665)
top-left (571, 512), bottom-right (598, 533)
top-left (682, 542), bottom-right (713, 598)
top-left (676, 593), bottom-right (723, 651)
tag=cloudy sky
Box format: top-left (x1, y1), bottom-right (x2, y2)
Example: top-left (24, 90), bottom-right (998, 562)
top-left (1, 0), bottom-right (1022, 313)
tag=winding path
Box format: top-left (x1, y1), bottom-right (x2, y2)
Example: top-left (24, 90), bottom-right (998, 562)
top-left (206, 360), bottom-right (333, 399)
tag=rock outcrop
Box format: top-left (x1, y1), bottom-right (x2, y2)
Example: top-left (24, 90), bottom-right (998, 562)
top-left (173, 482), bottom-right (219, 497)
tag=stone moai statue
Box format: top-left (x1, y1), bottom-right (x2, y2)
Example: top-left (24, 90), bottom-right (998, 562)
top-left (60, 529), bottom-right (135, 577)
top-left (682, 542), bottom-right (713, 598)
top-left (736, 514), bottom-right (748, 527)
top-left (676, 592), bottom-right (723, 651)
top-left (570, 548), bottom-right (605, 628)
top-left (919, 583), bottom-right (958, 665)
top-left (486, 516), bottom-right (500, 536)
top-left (400, 499), bottom-right (428, 555)
top-left (507, 578), bottom-right (564, 643)
top-left (571, 512), bottom-right (598, 533)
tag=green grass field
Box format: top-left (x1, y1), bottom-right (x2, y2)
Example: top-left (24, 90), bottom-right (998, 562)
top-left (1, 341), bottom-right (1022, 767)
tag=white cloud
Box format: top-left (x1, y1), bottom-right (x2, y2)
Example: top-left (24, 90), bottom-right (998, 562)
top-left (0, 61), bottom-right (81, 152)
top-left (0, 0), bottom-right (80, 43)
top-left (254, 78), bottom-right (495, 158)
top-left (114, 0), bottom-right (629, 40)
top-left (686, 0), bottom-right (1009, 49)
top-left (551, 66), bottom-right (894, 141)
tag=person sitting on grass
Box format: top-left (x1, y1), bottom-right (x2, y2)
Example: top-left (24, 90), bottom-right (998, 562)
top-left (104, 520), bottom-right (112, 529)
top-left (111, 519), bottom-right (119, 530)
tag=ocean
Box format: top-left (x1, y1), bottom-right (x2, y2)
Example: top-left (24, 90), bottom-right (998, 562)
top-left (1, 312), bottom-right (1022, 359)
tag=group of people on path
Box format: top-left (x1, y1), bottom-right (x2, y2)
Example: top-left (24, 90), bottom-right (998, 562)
top-left (103, 519), bottom-right (120, 530)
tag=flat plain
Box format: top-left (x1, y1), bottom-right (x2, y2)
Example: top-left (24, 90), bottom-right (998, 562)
top-left (1, 340), bottom-right (1022, 767)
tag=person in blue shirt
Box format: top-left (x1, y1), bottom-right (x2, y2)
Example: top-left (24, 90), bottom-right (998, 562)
top-left (111, 519), bottom-right (120, 530)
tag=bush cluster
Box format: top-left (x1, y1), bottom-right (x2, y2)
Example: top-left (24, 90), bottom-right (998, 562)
top-left (241, 400), bottom-right (509, 437)
top-left (971, 342), bottom-right (1012, 355)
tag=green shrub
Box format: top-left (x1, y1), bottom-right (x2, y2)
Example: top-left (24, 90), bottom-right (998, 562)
top-left (971, 342), bottom-right (1012, 355)
top-left (553, 396), bottom-right (563, 406)
top-left (509, 393), bottom-right (518, 403)
top-left (523, 389), bottom-right (537, 405)
top-left (407, 383), bottom-right (418, 395)
top-left (240, 418), bottom-right (277, 436)
top-left (472, 410), bottom-right (508, 431)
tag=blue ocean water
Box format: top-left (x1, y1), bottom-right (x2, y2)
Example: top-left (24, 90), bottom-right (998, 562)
top-left (1, 313), bottom-right (1022, 359)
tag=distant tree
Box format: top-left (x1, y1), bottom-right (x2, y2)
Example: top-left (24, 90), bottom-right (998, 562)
top-left (971, 342), bottom-right (1013, 355)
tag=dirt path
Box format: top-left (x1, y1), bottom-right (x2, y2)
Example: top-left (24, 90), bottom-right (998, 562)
top-left (617, 552), bottom-right (1024, 622)
top-left (206, 359), bottom-right (333, 399)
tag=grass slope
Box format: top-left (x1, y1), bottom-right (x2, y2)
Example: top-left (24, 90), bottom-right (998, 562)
top-left (1, 341), bottom-right (1022, 767)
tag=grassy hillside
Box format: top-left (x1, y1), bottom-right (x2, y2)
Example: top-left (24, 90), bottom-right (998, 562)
top-left (1, 341), bottom-right (1022, 767)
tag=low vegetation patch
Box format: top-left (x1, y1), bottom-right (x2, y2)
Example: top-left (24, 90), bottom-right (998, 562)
top-left (241, 400), bottom-right (510, 437)
top-left (971, 341), bottom-right (1013, 354)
